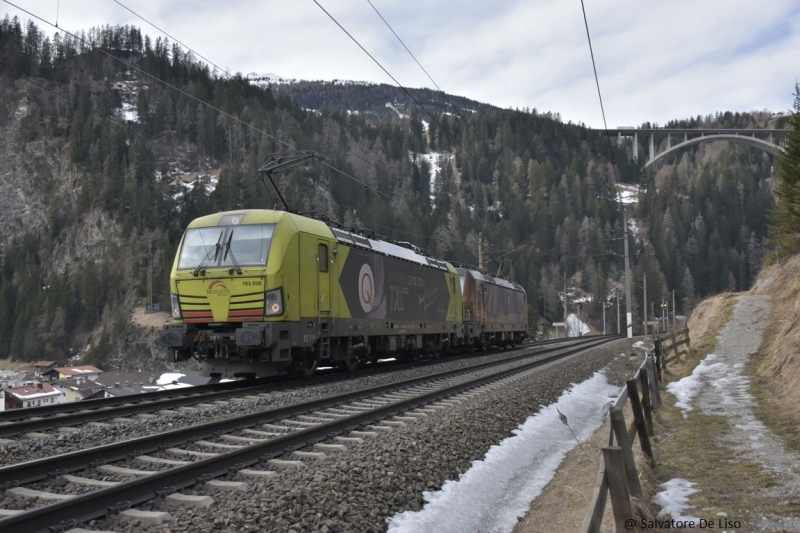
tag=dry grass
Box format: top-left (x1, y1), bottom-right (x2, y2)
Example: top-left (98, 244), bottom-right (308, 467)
top-left (749, 254), bottom-right (800, 452)
top-left (0, 359), bottom-right (35, 373)
top-left (513, 414), bottom-right (616, 533)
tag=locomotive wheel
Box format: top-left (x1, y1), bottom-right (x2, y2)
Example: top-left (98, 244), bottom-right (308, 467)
top-left (344, 350), bottom-right (360, 372)
top-left (294, 350), bottom-right (318, 379)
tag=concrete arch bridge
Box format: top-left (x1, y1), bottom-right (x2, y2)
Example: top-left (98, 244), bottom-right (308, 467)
top-left (603, 128), bottom-right (789, 169)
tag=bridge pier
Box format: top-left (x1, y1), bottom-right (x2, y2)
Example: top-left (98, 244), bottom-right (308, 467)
top-left (648, 134), bottom-right (654, 164)
top-left (633, 132), bottom-right (638, 162)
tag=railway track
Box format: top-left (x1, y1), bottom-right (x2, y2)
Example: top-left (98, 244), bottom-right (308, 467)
top-left (0, 337), bottom-right (581, 439)
top-left (0, 335), bottom-right (618, 533)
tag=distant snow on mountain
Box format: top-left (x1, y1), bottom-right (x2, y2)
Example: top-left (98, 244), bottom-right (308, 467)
top-left (247, 72), bottom-right (295, 84)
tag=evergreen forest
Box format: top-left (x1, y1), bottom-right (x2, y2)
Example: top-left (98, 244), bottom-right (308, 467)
top-left (0, 18), bottom-right (781, 369)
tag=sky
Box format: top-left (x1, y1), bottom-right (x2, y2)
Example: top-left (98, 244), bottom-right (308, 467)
top-left (3, 0), bottom-right (799, 127)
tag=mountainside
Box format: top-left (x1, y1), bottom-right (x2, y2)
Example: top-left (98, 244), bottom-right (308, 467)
top-left (0, 17), bottom-right (779, 371)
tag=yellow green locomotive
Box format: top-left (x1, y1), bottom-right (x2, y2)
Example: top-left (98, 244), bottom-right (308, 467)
top-left (160, 209), bottom-right (472, 378)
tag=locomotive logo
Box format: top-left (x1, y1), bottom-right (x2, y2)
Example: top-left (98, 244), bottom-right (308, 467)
top-left (358, 264), bottom-right (374, 313)
top-left (207, 280), bottom-right (230, 295)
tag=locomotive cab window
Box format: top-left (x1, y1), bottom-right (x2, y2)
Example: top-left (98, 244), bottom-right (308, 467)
top-left (221, 224), bottom-right (275, 267)
top-left (177, 224), bottom-right (275, 270)
top-left (318, 244), bottom-right (329, 272)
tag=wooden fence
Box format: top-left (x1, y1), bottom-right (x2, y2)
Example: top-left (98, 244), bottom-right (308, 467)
top-left (657, 328), bottom-right (690, 366)
top-left (580, 330), bottom-right (691, 533)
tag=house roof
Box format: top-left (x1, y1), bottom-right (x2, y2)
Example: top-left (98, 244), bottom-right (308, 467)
top-left (34, 361), bottom-right (57, 368)
top-left (4, 382), bottom-right (64, 399)
top-left (54, 365), bottom-right (103, 376)
top-left (94, 371), bottom-right (156, 387)
top-left (54, 379), bottom-right (106, 392)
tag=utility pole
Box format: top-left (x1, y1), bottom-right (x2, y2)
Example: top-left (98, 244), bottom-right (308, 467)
top-left (672, 289), bottom-right (676, 332)
top-left (564, 276), bottom-right (568, 336)
top-left (623, 214), bottom-right (633, 338)
top-left (146, 240), bottom-right (154, 313)
top-left (616, 291), bottom-right (620, 334)
top-left (643, 273), bottom-right (648, 338)
top-left (478, 232), bottom-right (483, 271)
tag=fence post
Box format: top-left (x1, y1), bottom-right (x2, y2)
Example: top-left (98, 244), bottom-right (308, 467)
top-left (626, 379), bottom-right (654, 462)
top-left (639, 369), bottom-right (654, 436)
top-left (654, 337), bottom-right (662, 381)
top-left (646, 355), bottom-right (661, 407)
top-left (609, 407), bottom-right (642, 500)
top-left (603, 446), bottom-right (634, 531)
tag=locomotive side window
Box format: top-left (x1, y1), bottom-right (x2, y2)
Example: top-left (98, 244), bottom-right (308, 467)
top-left (318, 244), bottom-right (329, 272)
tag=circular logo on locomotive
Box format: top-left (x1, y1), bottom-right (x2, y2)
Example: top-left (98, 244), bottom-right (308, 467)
top-left (359, 264), bottom-right (374, 313)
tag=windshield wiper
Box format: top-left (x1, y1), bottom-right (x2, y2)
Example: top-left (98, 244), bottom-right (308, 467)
top-left (224, 235), bottom-right (243, 275)
top-left (193, 234), bottom-right (223, 277)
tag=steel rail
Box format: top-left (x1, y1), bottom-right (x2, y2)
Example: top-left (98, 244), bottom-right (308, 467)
top-left (0, 337), bottom-right (584, 437)
top-left (0, 336), bottom-right (610, 487)
top-left (0, 336), bottom-right (618, 533)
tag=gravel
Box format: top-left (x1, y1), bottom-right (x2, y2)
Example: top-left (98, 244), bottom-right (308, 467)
top-left (74, 337), bottom-right (640, 533)
top-left (0, 342), bottom-right (576, 466)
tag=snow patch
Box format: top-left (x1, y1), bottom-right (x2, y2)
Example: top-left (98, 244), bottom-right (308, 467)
top-left (666, 354), bottom-right (724, 417)
top-left (386, 371), bottom-right (619, 533)
top-left (566, 313), bottom-right (590, 337)
top-left (412, 152), bottom-right (448, 208)
top-left (615, 183), bottom-right (641, 204)
top-left (385, 102), bottom-right (408, 119)
top-left (652, 478), bottom-right (700, 522)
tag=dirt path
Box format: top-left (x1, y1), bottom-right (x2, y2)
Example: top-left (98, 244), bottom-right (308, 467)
top-left (666, 294), bottom-right (800, 531)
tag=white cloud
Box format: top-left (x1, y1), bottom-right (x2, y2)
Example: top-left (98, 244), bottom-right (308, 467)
top-left (5, 0), bottom-right (798, 126)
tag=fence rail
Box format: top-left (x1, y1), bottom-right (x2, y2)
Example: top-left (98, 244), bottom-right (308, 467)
top-left (581, 330), bottom-right (691, 533)
top-left (657, 328), bottom-right (690, 366)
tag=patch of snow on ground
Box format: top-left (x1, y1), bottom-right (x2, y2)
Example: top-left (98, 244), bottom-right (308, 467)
top-left (413, 152), bottom-right (447, 206)
top-left (142, 372), bottom-right (194, 391)
top-left (628, 217), bottom-right (643, 244)
top-left (119, 102), bottom-right (138, 122)
top-left (666, 354), bottom-right (723, 417)
top-left (566, 313), bottom-right (590, 337)
top-left (632, 340), bottom-right (655, 353)
top-left (385, 102), bottom-right (408, 119)
top-left (156, 372), bottom-right (186, 385)
top-left (386, 371), bottom-right (619, 533)
top-left (615, 183), bottom-right (641, 204)
top-left (652, 478), bottom-right (700, 522)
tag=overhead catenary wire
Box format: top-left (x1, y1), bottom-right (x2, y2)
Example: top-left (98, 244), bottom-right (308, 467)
top-left (366, 0), bottom-right (511, 184)
top-left (113, 0), bottom-right (396, 196)
top-left (312, 0), bottom-right (490, 178)
top-left (20, 75), bottom-right (128, 128)
top-left (113, 0), bottom-right (502, 245)
top-left (3, 0), bottom-right (391, 201)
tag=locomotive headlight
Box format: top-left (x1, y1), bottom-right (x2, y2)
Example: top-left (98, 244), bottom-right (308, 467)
top-left (171, 293), bottom-right (182, 319)
top-left (264, 288), bottom-right (284, 316)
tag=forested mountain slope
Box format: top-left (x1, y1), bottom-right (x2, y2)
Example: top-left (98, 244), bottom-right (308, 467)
top-left (0, 17), bottom-right (778, 371)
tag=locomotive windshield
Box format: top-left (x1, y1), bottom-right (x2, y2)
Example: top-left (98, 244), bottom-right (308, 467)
top-left (177, 224), bottom-right (276, 270)
top-left (221, 224), bottom-right (275, 267)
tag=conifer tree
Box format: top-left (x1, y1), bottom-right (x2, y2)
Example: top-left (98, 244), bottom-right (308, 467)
top-left (769, 83), bottom-right (800, 257)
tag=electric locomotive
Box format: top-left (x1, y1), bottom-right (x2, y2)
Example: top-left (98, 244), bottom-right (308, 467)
top-left (457, 268), bottom-right (528, 349)
top-left (159, 209), bottom-right (466, 378)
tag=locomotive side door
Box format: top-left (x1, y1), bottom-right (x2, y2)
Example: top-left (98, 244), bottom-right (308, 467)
top-left (317, 240), bottom-right (331, 315)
